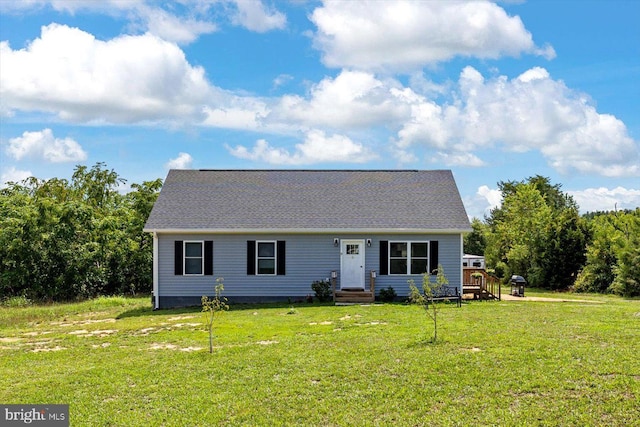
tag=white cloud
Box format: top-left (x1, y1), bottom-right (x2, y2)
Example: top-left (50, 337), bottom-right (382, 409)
top-left (1, 1), bottom-right (285, 40)
top-left (0, 24), bottom-right (214, 123)
top-left (272, 74), bottom-right (293, 89)
top-left (434, 151), bottom-right (486, 167)
top-left (202, 95), bottom-right (270, 131)
top-left (1, 167), bottom-right (33, 187)
top-left (6, 128), bottom-right (87, 163)
top-left (478, 185), bottom-right (503, 210)
top-left (137, 4), bottom-right (217, 44)
top-left (226, 130), bottom-right (377, 165)
top-left (0, 1), bottom-right (217, 44)
top-left (165, 152), bottom-right (193, 169)
top-left (230, 0), bottom-right (286, 32)
top-left (395, 66), bottom-right (640, 177)
top-left (271, 70), bottom-right (411, 130)
top-left (463, 185), bottom-right (503, 219)
top-left (568, 187), bottom-right (640, 213)
top-left (310, 1), bottom-right (554, 72)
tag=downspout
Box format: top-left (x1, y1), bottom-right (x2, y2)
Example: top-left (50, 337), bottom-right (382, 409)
top-left (459, 233), bottom-right (464, 295)
top-left (153, 232), bottom-right (159, 310)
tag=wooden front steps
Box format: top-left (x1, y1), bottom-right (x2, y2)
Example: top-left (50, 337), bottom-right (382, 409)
top-left (335, 290), bottom-right (375, 304)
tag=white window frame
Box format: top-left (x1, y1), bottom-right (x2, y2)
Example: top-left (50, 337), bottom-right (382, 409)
top-left (184, 240), bottom-right (204, 276)
top-left (388, 241), bottom-right (429, 275)
top-left (256, 240), bottom-right (277, 276)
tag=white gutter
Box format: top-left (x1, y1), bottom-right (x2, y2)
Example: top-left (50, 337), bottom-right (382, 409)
top-left (153, 232), bottom-right (159, 310)
top-left (459, 232), bottom-right (464, 294)
top-left (143, 227), bottom-right (473, 235)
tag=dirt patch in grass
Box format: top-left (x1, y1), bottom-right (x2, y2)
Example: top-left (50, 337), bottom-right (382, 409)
top-left (68, 329), bottom-right (117, 337)
top-left (22, 331), bottom-right (53, 337)
top-left (92, 343), bottom-right (112, 349)
top-left (167, 315), bottom-right (196, 321)
top-left (30, 346), bottom-right (66, 353)
top-left (52, 318), bottom-right (117, 327)
top-left (148, 343), bottom-right (203, 352)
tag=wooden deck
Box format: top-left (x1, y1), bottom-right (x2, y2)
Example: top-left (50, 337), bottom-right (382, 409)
top-left (462, 268), bottom-right (501, 300)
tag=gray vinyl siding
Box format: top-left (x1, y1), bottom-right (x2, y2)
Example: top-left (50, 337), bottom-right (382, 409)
top-left (156, 232), bottom-right (462, 307)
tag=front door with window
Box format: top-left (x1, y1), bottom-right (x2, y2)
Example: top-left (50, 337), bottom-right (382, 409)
top-left (340, 239), bottom-right (365, 290)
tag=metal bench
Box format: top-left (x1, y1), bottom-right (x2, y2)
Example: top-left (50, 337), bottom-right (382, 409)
top-left (425, 286), bottom-right (462, 307)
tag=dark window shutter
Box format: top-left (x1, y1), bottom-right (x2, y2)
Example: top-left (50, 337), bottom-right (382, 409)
top-left (204, 241), bottom-right (213, 276)
top-left (379, 240), bottom-right (388, 275)
top-left (429, 241), bottom-right (439, 274)
top-left (277, 241), bottom-right (286, 275)
top-left (174, 241), bottom-right (183, 275)
top-left (247, 241), bottom-right (256, 275)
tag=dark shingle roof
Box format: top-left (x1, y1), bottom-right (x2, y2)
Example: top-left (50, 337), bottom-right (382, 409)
top-left (144, 170), bottom-right (470, 232)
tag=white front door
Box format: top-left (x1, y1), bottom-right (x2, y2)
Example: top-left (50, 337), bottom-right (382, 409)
top-left (340, 239), bottom-right (365, 290)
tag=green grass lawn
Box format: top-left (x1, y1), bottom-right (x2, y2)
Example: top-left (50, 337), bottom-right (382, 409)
top-left (1, 292), bottom-right (639, 426)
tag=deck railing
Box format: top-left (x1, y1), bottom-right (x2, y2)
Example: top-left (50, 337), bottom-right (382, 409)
top-left (463, 268), bottom-right (501, 300)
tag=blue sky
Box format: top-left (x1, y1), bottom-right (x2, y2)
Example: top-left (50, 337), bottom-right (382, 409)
top-left (1, 0), bottom-right (639, 218)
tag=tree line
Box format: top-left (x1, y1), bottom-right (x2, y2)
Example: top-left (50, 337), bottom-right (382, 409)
top-left (0, 163), bottom-right (162, 301)
top-left (464, 176), bottom-right (640, 297)
top-left (1, 165), bottom-right (638, 302)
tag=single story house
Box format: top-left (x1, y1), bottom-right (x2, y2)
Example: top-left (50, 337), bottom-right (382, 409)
top-left (143, 169), bottom-right (471, 309)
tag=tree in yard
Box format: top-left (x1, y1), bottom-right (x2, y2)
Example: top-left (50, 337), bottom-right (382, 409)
top-left (464, 217), bottom-right (488, 256)
top-left (201, 278), bottom-right (229, 353)
top-left (485, 183), bottom-right (552, 286)
top-left (576, 208), bottom-right (640, 296)
top-left (485, 176), bottom-right (589, 289)
top-left (408, 265), bottom-right (449, 343)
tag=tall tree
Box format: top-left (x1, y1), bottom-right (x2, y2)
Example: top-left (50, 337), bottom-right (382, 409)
top-left (464, 217), bottom-right (488, 256)
top-left (576, 209), bottom-right (640, 296)
top-left (485, 176), bottom-right (588, 289)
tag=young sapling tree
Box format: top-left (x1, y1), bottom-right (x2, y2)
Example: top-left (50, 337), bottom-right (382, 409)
top-left (201, 278), bottom-right (229, 353)
top-left (408, 264), bottom-right (449, 343)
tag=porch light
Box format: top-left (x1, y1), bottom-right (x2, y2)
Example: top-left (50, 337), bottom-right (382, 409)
top-left (371, 270), bottom-right (377, 278)
top-left (331, 270), bottom-right (338, 279)
top-left (333, 238), bottom-right (339, 247)
top-left (366, 239), bottom-right (372, 247)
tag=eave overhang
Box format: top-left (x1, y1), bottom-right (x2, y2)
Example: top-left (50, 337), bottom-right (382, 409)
top-left (143, 227), bottom-right (472, 235)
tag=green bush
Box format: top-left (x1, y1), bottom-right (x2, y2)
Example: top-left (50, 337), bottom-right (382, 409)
top-left (311, 280), bottom-right (332, 302)
top-left (378, 286), bottom-right (397, 302)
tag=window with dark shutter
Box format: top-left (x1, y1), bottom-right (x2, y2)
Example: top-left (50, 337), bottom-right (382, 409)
top-left (381, 240), bottom-right (435, 275)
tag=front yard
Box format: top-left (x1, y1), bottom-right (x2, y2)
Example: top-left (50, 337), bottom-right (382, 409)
top-left (1, 292), bottom-right (638, 425)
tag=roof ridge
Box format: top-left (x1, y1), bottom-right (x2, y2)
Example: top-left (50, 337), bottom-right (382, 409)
top-left (190, 169), bottom-right (445, 172)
